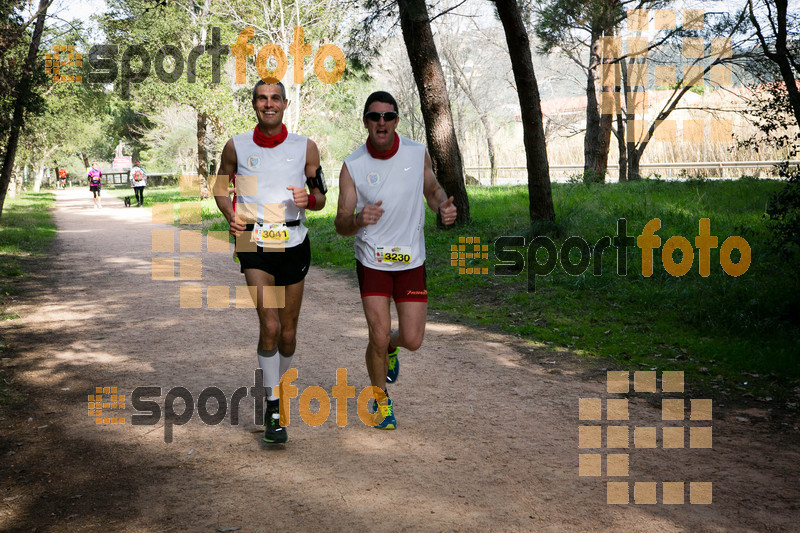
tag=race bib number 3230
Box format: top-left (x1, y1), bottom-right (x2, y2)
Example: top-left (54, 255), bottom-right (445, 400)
top-left (376, 246), bottom-right (412, 264)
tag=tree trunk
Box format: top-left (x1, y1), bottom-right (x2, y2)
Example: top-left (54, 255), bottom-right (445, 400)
top-left (618, 56), bottom-right (629, 182)
top-left (8, 165), bottom-right (20, 199)
top-left (33, 165), bottom-right (44, 192)
top-left (776, 59), bottom-right (800, 130)
top-left (772, 1), bottom-right (800, 128)
top-left (493, 0), bottom-right (555, 222)
top-left (484, 122), bottom-right (498, 186)
top-left (627, 142), bottom-right (643, 181)
top-left (584, 26), bottom-right (603, 180)
top-left (398, 0), bottom-right (470, 224)
top-left (446, 49), bottom-right (498, 186)
top-left (0, 0), bottom-right (50, 219)
top-left (584, 25), bottom-right (614, 182)
top-left (616, 112), bottom-right (627, 182)
top-left (196, 111), bottom-right (210, 198)
top-left (749, 0), bottom-right (800, 129)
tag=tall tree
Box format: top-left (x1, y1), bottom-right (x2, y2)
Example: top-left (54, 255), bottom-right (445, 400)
top-left (212, 0), bottom-right (365, 168)
top-left (397, 0), bottom-right (470, 224)
top-left (438, 19), bottom-right (511, 187)
top-left (534, 0), bottom-right (669, 182)
top-left (101, 0), bottom-right (238, 196)
top-left (747, 0), bottom-right (800, 129)
top-left (621, 7), bottom-right (751, 180)
top-left (1, 0), bottom-right (27, 149)
top-left (493, 0), bottom-right (554, 222)
top-left (0, 0), bottom-right (51, 219)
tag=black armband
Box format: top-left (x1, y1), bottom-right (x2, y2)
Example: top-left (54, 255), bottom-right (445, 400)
top-left (306, 166), bottom-right (327, 195)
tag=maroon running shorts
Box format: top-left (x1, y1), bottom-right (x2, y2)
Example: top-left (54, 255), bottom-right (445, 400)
top-left (356, 260), bottom-right (427, 302)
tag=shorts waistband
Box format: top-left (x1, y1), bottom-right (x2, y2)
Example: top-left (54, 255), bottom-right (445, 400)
top-left (245, 220), bottom-right (301, 229)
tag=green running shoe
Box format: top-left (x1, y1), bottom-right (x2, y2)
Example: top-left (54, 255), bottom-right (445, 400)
top-left (263, 402), bottom-right (288, 443)
top-left (373, 398), bottom-right (396, 430)
top-left (386, 347), bottom-right (399, 383)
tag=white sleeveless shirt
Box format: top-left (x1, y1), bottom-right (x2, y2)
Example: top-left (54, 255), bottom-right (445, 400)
top-left (344, 136), bottom-right (426, 271)
top-left (232, 131), bottom-right (308, 248)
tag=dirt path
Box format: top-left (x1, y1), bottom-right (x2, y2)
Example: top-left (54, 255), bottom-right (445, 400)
top-left (0, 188), bottom-right (798, 532)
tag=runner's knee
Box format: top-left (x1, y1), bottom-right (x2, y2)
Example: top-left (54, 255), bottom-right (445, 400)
top-left (403, 334), bottom-right (423, 352)
top-left (258, 318), bottom-right (280, 343)
top-left (367, 326), bottom-right (391, 350)
top-left (279, 325), bottom-right (296, 347)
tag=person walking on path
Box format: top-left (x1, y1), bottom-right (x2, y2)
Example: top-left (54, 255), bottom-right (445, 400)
top-left (334, 91), bottom-right (457, 430)
top-left (213, 80), bottom-right (327, 444)
top-left (129, 161), bottom-right (147, 207)
top-left (88, 162), bottom-right (102, 209)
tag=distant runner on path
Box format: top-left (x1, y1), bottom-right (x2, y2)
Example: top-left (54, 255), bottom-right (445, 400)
top-left (129, 160), bottom-right (147, 207)
top-left (88, 162), bottom-right (102, 209)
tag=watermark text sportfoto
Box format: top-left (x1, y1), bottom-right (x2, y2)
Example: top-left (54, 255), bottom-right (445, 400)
top-left (129, 369), bottom-right (384, 442)
top-left (84, 26), bottom-right (344, 94)
top-left (494, 218), bottom-right (750, 292)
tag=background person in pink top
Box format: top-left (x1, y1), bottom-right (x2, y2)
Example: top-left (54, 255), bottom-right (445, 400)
top-left (87, 162), bottom-right (102, 209)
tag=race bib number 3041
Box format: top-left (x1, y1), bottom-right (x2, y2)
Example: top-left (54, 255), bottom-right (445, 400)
top-left (252, 222), bottom-right (289, 247)
top-left (376, 246), bottom-right (412, 264)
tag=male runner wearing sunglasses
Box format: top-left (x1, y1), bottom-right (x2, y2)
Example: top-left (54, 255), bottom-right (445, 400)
top-left (334, 91), bottom-right (457, 429)
top-left (214, 80), bottom-right (327, 443)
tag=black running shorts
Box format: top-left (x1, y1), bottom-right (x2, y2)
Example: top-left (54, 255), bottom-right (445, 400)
top-left (237, 234), bottom-right (311, 286)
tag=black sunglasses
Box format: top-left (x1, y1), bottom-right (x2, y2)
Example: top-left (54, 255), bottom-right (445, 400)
top-left (364, 111), bottom-right (399, 122)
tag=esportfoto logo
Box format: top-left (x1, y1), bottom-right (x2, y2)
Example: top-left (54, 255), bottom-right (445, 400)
top-left (52, 26), bottom-right (345, 93)
top-left (452, 218), bottom-right (751, 291)
top-left (92, 369), bottom-right (391, 442)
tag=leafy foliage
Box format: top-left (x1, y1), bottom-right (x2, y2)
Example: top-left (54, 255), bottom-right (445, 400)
top-left (766, 162), bottom-right (800, 267)
top-left (0, 1), bottom-right (47, 153)
top-left (737, 81), bottom-right (800, 159)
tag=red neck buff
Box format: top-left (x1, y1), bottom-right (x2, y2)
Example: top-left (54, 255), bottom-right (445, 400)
top-left (253, 124), bottom-right (288, 148)
top-left (366, 133), bottom-right (399, 160)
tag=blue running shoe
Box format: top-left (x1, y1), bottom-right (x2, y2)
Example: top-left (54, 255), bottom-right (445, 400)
top-left (386, 347), bottom-right (399, 383)
top-left (373, 398), bottom-right (396, 430)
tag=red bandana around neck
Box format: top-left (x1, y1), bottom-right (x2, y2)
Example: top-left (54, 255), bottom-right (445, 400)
top-left (366, 133), bottom-right (399, 160)
top-left (253, 123), bottom-right (288, 148)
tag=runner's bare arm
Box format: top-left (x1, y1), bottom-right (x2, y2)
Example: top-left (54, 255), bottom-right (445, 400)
top-left (422, 151), bottom-right (457, 226)
top-left (214, 139), bottom-right (246, 236)
top-left (288, 139), bottom-right (327, 210)
top-left (334, 164), bottom-right (362, 236)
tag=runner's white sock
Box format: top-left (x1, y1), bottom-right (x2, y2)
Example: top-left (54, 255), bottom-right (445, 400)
top-left (278, 350), bottom-right (294, 380)
top-left (257, 348), bottom-right (280, 401)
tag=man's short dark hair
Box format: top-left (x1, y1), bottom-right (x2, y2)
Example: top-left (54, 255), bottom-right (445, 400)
top-left (363, 91), bottom-right (398, 116)
top-left (252, 80), bottom-right (286, 101)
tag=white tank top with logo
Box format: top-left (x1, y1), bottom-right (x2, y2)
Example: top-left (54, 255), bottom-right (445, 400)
top-left (345, 135), bottom-right (426, 271)
top-left (232, 131), bottom-right (308, 248)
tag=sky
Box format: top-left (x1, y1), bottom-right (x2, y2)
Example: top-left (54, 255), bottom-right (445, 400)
top-left (52, 0), bottom-right (107, 21)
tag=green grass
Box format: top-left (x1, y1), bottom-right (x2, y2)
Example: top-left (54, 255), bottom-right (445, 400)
top-left (105, 185), bottom-right (205, 209)
top-left (431, 178), bottom-right (799, 401)
top-left (0, 192), bottom-right (57, 405)
top-left (148, 178), bottom-right (800, 402)
top-left (0, 190), bottom-right (57, 318)
top-left (0, 192), bottom-right (57, 293)
top-left (0, 192), bottom-right (56, 257)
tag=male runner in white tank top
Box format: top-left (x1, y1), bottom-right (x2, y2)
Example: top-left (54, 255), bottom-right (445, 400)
top-left (214, 81), bottom-right (327, 444)
top-left (334, 91), bottom-right (457, 429)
